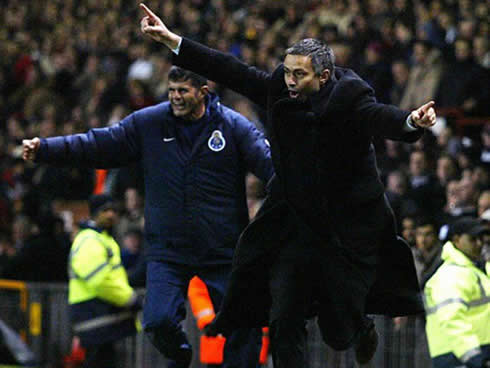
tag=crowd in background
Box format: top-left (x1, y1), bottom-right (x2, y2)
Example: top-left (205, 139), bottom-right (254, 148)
top-left (0, 0), bottom-right (489, 282)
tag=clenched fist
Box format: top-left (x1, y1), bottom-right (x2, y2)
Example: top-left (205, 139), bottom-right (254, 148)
top-left (22, 138), bottom-right (41, 162)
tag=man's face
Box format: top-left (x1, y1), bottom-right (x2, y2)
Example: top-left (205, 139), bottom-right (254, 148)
top-left (413, 43), bottom-right (428, 65)
top-left (455, 40), bottom-right (470, 61)
top-left (402, 217), bottom-right (416, 245)
top-left (436, 157), bottom-right (456, 183)
top-left (478, 192), bottom-right (490, 217)
top-left (455, 233), bottom-right (484, 261)
top-left (415, 224), bottom-right (438, 253)
top-left (409, 151), bottom-right (427, 176)
top-left (387, 173), bottom-right (405, 195)
top-left (392, 62), bottom-right (409, 85)
top-left (283, 54), bottom-right (327, 100)
top-left (168, 79), bottom-right (207, 120)
top-left (95, 208), bottom-right (118, 230)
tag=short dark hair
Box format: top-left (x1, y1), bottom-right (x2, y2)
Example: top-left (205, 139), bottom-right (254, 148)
top-left (285, 38), bottom-right (335, 75)
top-left (89, 194), bottom-right (114, 217)
top-left (168, 66), bottom-right (207, 88)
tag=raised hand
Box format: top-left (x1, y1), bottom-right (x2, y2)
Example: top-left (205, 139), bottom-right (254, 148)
top-left (22, 138), bottom-right (41, 162)
top-left (410, 101), bottom-right (437, 128)
top-left (139, 3), bottom-right (181, 50)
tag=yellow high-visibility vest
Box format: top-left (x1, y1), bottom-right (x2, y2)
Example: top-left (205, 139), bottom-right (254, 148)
top-left (68, 227), bottom-right (134, 306)
top-left (424, 242), bottom-right (490, 366)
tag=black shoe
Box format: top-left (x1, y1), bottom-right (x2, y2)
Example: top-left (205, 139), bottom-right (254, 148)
top-left (354, 324), bottom-right (378, 365)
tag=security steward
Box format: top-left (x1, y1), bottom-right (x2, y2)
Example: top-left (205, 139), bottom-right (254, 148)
top-left (68, 194), bottom-right (143, 368)
top-left (424, 217), bottom-right (490, 368)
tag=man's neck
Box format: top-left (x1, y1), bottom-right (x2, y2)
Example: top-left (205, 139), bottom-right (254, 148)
top-left (189, 103), bottom-right (206, 120)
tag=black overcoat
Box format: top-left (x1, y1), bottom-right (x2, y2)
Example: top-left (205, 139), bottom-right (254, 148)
top-left (174, 38), bottom-right (425, 348)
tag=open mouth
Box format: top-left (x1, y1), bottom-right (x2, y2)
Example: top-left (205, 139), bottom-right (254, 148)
top-left (289, 90), bottom-right (299, 98)
top-left (172, 103), bottom-right (186, 110)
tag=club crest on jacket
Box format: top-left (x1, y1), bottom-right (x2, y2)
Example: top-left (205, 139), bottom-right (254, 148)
top-left (208, 130), bottom-right (226, 152)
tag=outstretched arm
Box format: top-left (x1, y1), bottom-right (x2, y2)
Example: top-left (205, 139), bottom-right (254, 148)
top-left (355, 79), bottom-right (436, 142)
top-left (23, 115), bottom-right (141, 168)
top-left (139, 3), bottom-right (271, 108)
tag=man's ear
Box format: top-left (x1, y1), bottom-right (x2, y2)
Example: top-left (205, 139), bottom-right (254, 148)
top-left (319, 69), bottom-right (330, 86)
top-left (199, 85), bottom-right (209, 98)
top-left (451, 234), bottom-right (459, 245)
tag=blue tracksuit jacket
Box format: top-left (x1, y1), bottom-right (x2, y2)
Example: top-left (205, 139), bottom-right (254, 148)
top-left (36, 94), bottom-right (273, 265)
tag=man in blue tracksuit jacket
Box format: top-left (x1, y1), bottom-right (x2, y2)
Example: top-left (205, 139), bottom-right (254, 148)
top-left (23, 67), bottom-right (274, 368)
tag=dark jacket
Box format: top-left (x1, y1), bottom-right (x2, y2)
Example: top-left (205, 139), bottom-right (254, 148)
top-left (174, 38), bottom-right (425, 346)
top-left (36, 94), bottom-right (273, 265)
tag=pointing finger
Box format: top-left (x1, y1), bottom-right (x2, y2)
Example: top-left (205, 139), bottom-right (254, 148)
top-left (139, 3), bottom-right (157, 19)
top-left (421, 101), bottom-right (435, 113)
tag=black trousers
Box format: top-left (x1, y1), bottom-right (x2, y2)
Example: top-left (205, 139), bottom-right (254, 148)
top-left (268, 197), bottom-right (391, 367)
top-left (268, 239), bottom-right (312, 368)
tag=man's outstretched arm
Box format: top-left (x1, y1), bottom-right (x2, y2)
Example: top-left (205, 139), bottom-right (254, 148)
top-left (139, 3), bottom-right (271, 108)
top-left (22, 115), bottom-right (141, 168)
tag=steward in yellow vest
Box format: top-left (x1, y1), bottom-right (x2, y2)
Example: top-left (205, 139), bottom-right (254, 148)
top-left (425, 218), bottom-right (490, 368)
top-left (68, 194), bottom-right (143, 368)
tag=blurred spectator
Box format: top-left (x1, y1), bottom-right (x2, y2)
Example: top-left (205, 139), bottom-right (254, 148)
top-left (456, 144), bottom-right (478, 172)
top-left (436, 10), bottom-right (457, 49)
top-left (408, 150), bottom-right (441, 217)
top-left (435, 153), bottom-right (459, 188)
top-left (473, 35), bottom-right (490, 69)
top-left (120, 228), bottom-right (144, 271)
top-left (377, 140), bottom-right (410, 176)
top-left (401, 215), bottom-right (417, 247)
top-left (480, 124), bottom-right (490, 167)
top-left (458, 176), bottom-right (480, 216)
top-left (0, 233), bottom-right (15, 276)
top-left (392, 19), bottom-right (415, 61)
top-left (0, 213), bottom-right (69, 282)
top-left (11, 214), bottom-right (34, 251)
top-left (330, 42), bottom-right (356, 70)
top-left (477, 190), bottom-right (490, 218)
top-left (114, 188), bottom-right (144, 243)
top-left (389, 59), bottom-right (410, 106)
top-left (400, 40), bottom-right (444, 110)
top-left (457, 17), bottom-right (478, 42)
top-left (410, 216), bottom-right (442, 368)
top-left (444, 179), bottom-right (463, 217)
top-left (412, 218), bottom-right (443, 287)
top-left (442, 177), bottom-right (479, 221)
top-left (127, 44), bottom-right (154, 82)
top-left (385, 170), bottom-right (419, 224)
top-left (436, 38), bottom-right (489, 116)
top-left (436, 126), bottom-right (462, 157)
top-left (359, 41), bottom-right (392, 103)
top-left (126, 79), bottom-right (156, 111)
top-left (472, 166), bottom-right (489, 192)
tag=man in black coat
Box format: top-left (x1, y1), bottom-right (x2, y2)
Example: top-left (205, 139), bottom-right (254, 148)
top-left (139, 4), bottom-right (437, 367)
